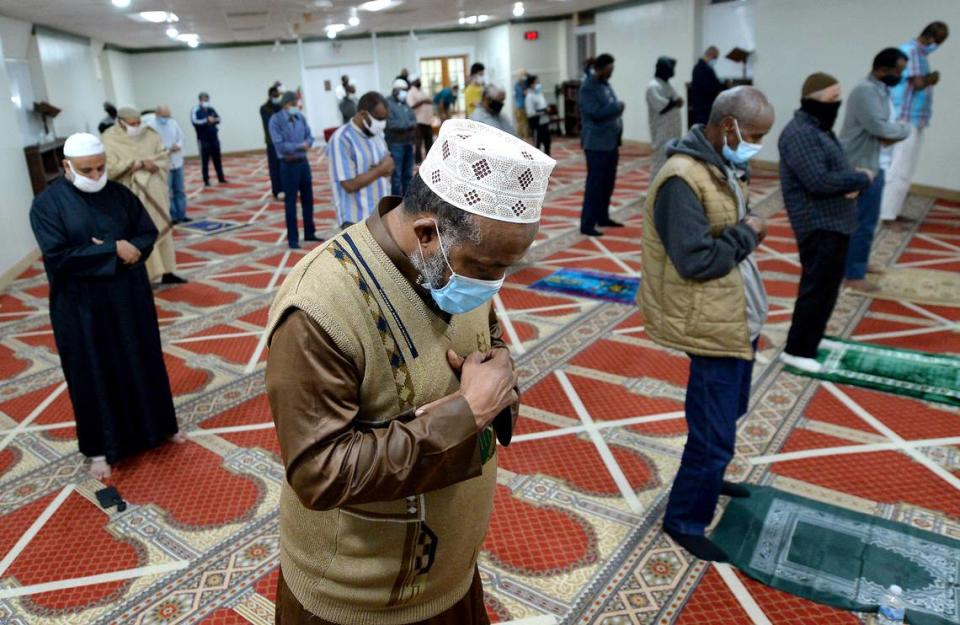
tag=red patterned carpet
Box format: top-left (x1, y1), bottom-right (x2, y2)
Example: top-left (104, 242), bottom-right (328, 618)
top-left (1, 138), bottom-right (958, 624)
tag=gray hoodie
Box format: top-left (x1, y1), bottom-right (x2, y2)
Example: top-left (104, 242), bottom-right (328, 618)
top-left (653, 125), bottom-right (769, 341)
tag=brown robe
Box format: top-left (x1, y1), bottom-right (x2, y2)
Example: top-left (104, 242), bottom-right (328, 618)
top-left (102, 124), bottom-right (175, 281)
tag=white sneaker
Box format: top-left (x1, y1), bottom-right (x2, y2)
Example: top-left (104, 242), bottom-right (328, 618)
top-left (818, 338), bottom-right (842, 351)
top-left (779, 352), bottom-right (823, 373)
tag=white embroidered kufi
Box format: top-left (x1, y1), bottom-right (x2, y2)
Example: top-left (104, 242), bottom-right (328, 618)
top-left (63, 133), bottom-right (105, 157)
top-left (418, 119), bottom-right (556, 223)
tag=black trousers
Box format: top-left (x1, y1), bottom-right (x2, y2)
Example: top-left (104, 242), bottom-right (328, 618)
top-left (785, 229), bottom-right (850, 358)
top-left (415, 123), bottom-right (434, 163)
top-left (266, 145), bottom-right (281, 197)
top-left (200, 139), bottom-right (225, 185)
top-left (581, 148), bottom-right (619, 231)
top-left (533, 121), bottom-right (552, 156)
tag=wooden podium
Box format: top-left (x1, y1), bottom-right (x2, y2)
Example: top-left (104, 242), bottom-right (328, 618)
top-left (24, 139), bottom-right (66, 196)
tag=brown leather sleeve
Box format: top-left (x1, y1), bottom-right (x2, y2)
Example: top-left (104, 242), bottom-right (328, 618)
top-left (266, 309), bottom-right (483, 511)
top-left (488, 305), bottom-right (520, 446)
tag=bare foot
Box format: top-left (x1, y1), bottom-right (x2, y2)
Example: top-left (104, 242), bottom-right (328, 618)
top-left (89, 458), bottom-right (112, 480)
top-left (170, 432), bottom-right (187, 444)
top-left (846, 279), bottom-right (879, 293)
top-left (881, 219), bottom-right (905, 232)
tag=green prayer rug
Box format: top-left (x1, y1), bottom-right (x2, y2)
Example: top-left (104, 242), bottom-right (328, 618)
top-left (783, 336), bottom-right (960, 407)
top-left (713, 485), bottom-right (960, 625)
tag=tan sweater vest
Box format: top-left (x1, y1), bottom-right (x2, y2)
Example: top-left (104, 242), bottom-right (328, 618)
top-left (638, 154), bottom-right (754, 360)
top-left (267, 223), bottom-right (497, 625)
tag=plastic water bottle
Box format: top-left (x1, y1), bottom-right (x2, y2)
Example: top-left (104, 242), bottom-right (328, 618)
top-left (877, 585), bottom-right (905, 625)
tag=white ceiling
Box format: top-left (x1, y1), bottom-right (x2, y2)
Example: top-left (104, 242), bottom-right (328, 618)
top-left (0, 0), bottom-right (620, 50)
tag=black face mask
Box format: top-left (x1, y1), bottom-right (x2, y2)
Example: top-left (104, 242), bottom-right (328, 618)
top-left (880, 73), bottom-right (901, 87)
top-left (800, 98), bottom-right (842, 131)
top-left (488, 100), bottom-right (505, 115)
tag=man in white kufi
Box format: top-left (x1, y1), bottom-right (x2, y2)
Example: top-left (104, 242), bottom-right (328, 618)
top-left (29, 132), bottom-right (184, 481)
top-left (265, 119), bottom-right (554, 624)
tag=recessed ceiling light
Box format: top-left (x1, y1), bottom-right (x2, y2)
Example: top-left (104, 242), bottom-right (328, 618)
top-left (325, 23), bottom-right (347, 33)
top-left (139, 11), bottom-right (177, 23)
top-left (176, 33), bottom-right (199, 44)
top-left (477, 14), bottom-right (489, 22)
top-left (165, 26), bottom-right (178, 38)
top-left (348, 8), bottom-right (360, 27)
top-left (326, 30), bottom-right (337, 39)
top-left (513, 2), bottom-right (525, 17)
top-left (188, 39), bottom-right (199, 48)
top-left (359, 0), bottom-right (400, 12)
top-left (111, 0), bottom-right (131, 7)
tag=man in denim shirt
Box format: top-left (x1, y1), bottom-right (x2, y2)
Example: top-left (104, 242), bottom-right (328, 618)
top-left (578, 53), bottom-right (625, 237)
top-left (269, 91), bottom-right (319, 249)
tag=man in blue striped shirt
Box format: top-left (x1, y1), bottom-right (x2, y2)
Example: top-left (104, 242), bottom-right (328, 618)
top-left (326, 92), bottom-right (394, 227)
top-left (269, 91), bottom-right (319, 249)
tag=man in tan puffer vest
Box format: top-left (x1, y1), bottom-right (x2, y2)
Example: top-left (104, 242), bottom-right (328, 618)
top-left (639, 86), bottom-right (774, 562)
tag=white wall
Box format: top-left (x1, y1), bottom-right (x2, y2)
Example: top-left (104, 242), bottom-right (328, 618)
top-left (478, 24), bottom-right (513, 113)
top-left (128, 44), bottom-right (300, 156)
top-left (102, 49), bottom-right (136, 107)
top-left (700, 0), bottom-right (755, 80)
top-left (0, 34), bottom-right (42, 281)
top-left (595, 0), bottom-right (697, 143)
top-left (34, 28), bottom-right (106, 136)
top-left (509, 21), bottom-right (569, 107)
top-left (754, 0), bottom-right (960, 190)
top-left (0, 15), bottom-right (44, 145)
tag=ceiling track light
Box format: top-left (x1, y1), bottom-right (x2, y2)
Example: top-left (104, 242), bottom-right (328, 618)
top-left (111, 0), bottom-right (131, 8)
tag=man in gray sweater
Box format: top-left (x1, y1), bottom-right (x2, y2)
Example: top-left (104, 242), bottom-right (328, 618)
top-left (839, 48), bottom-right (911, 290)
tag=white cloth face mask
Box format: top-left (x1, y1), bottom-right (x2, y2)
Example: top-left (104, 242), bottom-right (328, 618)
top-left (68, 161), bottom-right (108, 193)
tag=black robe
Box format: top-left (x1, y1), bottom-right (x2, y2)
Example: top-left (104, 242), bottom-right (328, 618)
top-left (691, 58), bottom-right (723, 126)
top-left (29, 178), bottom-right (179, 464)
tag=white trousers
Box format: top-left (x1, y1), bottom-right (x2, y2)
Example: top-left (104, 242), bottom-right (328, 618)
top-left (879, 125), bottom-right (924, 221)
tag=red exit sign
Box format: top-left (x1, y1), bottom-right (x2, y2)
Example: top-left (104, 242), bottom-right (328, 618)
top-left (524, 30), bottom-right (539, 40)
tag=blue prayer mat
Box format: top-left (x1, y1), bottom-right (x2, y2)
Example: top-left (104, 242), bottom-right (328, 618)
top-left (177, 219), bottom-right (246, 235)
top-left (530, 268), bottom-right (640, 304)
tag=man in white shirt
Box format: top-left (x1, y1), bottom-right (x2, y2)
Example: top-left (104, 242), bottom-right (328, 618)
top-left (406, 76), bottom-right (434, 163)
top-left (149, 105), bottom-right (189, 223)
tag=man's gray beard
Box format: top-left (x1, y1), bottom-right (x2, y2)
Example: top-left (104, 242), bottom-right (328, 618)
top-left (409, 248), bottom-right (448, 290)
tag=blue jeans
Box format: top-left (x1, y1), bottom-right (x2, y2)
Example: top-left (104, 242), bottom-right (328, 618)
top-left (663, 346), bottom-right (755, 536)
top-left (168, 167), bottom-right (187, 222)
top-left (279, 159), bottom-right (315, 247)
top-left (845, 169), bottom-right (885, 280)
top-left (389, 143), bottom-right (414, 197)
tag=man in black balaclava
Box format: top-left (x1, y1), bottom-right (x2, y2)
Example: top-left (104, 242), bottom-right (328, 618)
top-left (778, 72), bottom-right (882, 373)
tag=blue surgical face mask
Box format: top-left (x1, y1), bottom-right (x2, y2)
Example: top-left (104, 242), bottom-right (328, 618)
top-left (924, 43), bottom-right (939, 54)
top-left (722, 118), bottom-right (763, 166)
top-left (708, 59), bottom-right (717, 68)
top-left (157, 116), bottom-right (168, 125)
top-left (534, 83), bottom-right (543, 94)
top-left (419, 225), bottom-right (504, 315)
